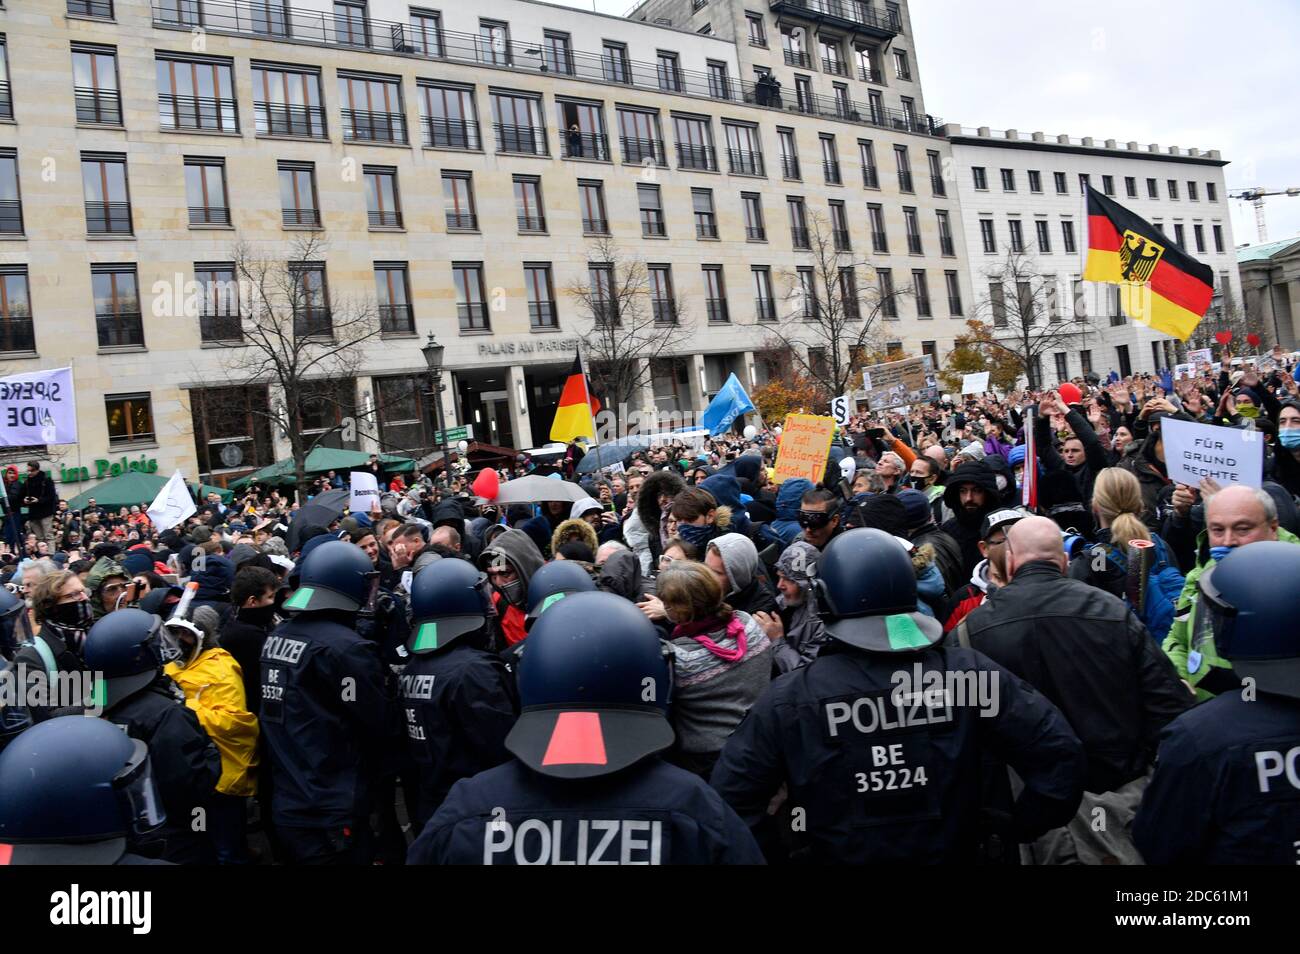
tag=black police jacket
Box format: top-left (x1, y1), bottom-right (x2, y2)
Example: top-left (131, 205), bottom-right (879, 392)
top-left (408, 757), bottom-right (765, 865)
top-left (401, 640), bottom-right (519, 832)
top-left (259, 613), bottom-right (392, 829)
top-left (105, 676), bottom-right (221, 864)
top-left (958, 561), bottom-right (1192, 794)
top-left (710, 642), bottom-right (1086, 864)
top-left (12, 627), bottom-right (84, 722)
top-left (1135, 692), bottom-right (1300, 863)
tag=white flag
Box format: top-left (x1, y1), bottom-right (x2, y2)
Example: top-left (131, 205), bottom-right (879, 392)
top-left (147, 470), bottom-right (197, 531)
top-left (350, 471), bottom-right (380, 514)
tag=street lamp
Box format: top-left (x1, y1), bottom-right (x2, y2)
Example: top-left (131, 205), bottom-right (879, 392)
top-left (421, 332), bottom-right (449, 482)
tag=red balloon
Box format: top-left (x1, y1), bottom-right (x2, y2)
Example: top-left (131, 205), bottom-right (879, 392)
top-left (1058, 382), bottom-right (1082, 407)
top-left (1215, 331), bottom-right (1233, 346)
top-left (471, 467), bottom-right (500, 501)
top-left (1247, 333), bottom-right (1262, 348)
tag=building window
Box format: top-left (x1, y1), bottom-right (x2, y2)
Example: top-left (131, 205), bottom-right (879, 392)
top-left (408, 8), bottom-right (444, 57)
top-left (374, 262), bottom-right (414, 335)
top-left (1035, 219), bottom-right (1052, 254)
top-left (820, 134), bottom-right (841, 184)
top-left (878, 268), bottom-right (898, 318)
top-left (289, 262), bottom-right (331, 338)
top-left (1008, 219), bottom-right (1024, 253)
top-left (442, 171), bottom-right (477, 231)
top-left (1072, 279), bottom-right (1086, 320)
top-left (1173, 223), bottom-right (1186, 249)
top-left (0, 267), bottom-right (33, 354)
top-left (253, 63), bottom-right (326, 138)
top-left (184, 157), bottom-right (229, 227)
top-left (478, 19), bottom-right (511, 66)
top-left (868, 203), bottom-right (888, 253)
top-left (1207, 182), bottom-right (1218, 202)
top-left (1017, 281), bottom-right (1035, 325)
top-left (1079, 173), bottom-right (1091, 193)
top-left (1054, 171), bottom-right (1068, 195)
top-left (945, 270), bottom-right (962, 316)
top-left (703, 265), bottom-right (728, 323)
top-left (856, 45), bottom-right (880, 83)
top-left (372, 375), bottom-right (430, 456)
top-left (656, 50), bottom-right (683, 92)
top-left (746, 13), bottom-right (767, 47)
top-left (1079, 349), bottom-right (1092, 375)
top-left (602, 41), bottom-right (630, 84)
top-left (513, 175), bottom-right (545, 233)
top-left (788, 196), bottom-right (809, 249)
top-left (105, 393), bottom-right (154, 446)
top-left (897, 206), bottom-right (920, 255)
top-left (72, 44), bottom-right (122, 125)
top-left (782, 27), bottom-right (809, 68)
top-left (1027, 169), bottom-right (1042, 193)
top-left (156, 55), bottom-right (238, 132)
top-left (579, 180), bottom-right (608, 235)
top-left (673, 114), bottom-right (716, 171)
top-left (0, 150), bottom-right (21, 235)
top-left (190, 385), bottom-right (274, 479)
top-left (543, 30), bottom-right (573, 75)
top-left (840, 267), bottom-right (859, 319)
top-left (979, 218), bottom-right (996, 254)
top-left (69, 0), bottom-right (115, 17)
top-left (778, 128), bottom-right (800, 179)
top-left (195, 262), bottom-right (240, 342)
top-left (559, 99), bottom-right (609, 160)
top-left (989, 282), bottom-right (1007, 328)
top-left (648, 265), bottom-right (676, 324)
top-left (860, 140), bottom-right (879, 188)
top-left (92, 264), bottom-right (143, 348)
top-left (707, 60), bottom-right (731, 100)
top-left (82, 153), bottom-right (132, 234)
top-left (972, 166), bottom-right (988, 191)
top-left (893, 49), bottom-right (911, 80)
top-left (524, 263), bottom-right (558, 330)
top-left (1213, 224), bottom-right (1225, 253)
top-left (588, 263), bottom-right (616, 324)
top-left (1116, 344), bottom-right (1132, 377)
top-left (333, 1), bottom-right (371, 47)
top-left (617, 107), bottom-right (665, 166)
top-left (936, 210), bottom-right (954, 256)
top-left (1101, 174), bottom-right (1115, 197)
top-left (1125, 176), bottom-right (1138, 198)
top-left (693, 188), bottom-right (718, 239)
top-left (339, 72), bottom-right (406, 144)
top-left (796, 266), bottom-right (817, 318)
top-left (453, 262), bottom-right (489, 332)
top-left (895, 145), bottom-right (913, 192)
top-left (1188, 181), bottom-right (1199, 202)
top-left (724, 122), bottom-right (764, 175)
top-left (639, 183), bottom-right (666, 238)
top-left (752, 266), bottom-right (776, 321)
top-left (1167, 179), bottom-right (1179, 200)
top-left (1110, 287), bottom-right (1125, 326)
top-left (741, 192), bottom-right (766, 242)
top-left (913, 269), bottom-right (931, 317)
top-left (420, 82), bottom-right (480, 150)
top-left (1147, 178), bottom-right (1159, 199)
top-left (364, 165), bottom-right (401, 229)
top-left (829, 200), bottom-right (851, 251)
top-left (1001, 168), bottom-right (1016, 192)
top-left (1061, 219), bottom-right (1077, 254)
top-left (278, 160), bottom-right (319, 227)
top-left (492, 91), bottom-right (546, 155)
top-left (0, 39), bottom-right (10, 121)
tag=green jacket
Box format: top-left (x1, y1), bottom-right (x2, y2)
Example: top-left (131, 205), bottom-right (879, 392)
top-left (1163, 526), bottom-right (1300, 700)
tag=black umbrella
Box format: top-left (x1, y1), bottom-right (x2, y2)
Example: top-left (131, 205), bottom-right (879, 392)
top-left (286, 488), bottom-right (350, 553)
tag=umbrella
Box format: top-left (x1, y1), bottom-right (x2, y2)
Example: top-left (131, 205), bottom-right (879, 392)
top-left (66, 471), bottom-right (232, 510)
top-left (575, 435), bottom-right (655, 475)
top-left (488, 475), bottom-right (591, 506)
top-left (286, 488), bottom-right (350, 553)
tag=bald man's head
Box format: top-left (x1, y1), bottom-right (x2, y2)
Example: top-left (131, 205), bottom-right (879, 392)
top-left (1006, 515), bottom-right (1067, 577)
top-left (1206, 485), bottom-right (1278, 549)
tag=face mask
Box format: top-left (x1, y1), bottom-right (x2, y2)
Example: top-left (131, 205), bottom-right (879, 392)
top-left (497, 578), bottom-right (525, 607)
top-left (49, 599), bottom-right (93, 631)
top-left (1280, 429), bottom-right (1300, 450)
top-left (677, 522), bottom-right (715, 548)
top-left (1209, 546), bottom-right (1234, 563)
top-left (239, 604), bottom-right (277, 628)
top-left (1237, 405), bottom-right (1259, 419)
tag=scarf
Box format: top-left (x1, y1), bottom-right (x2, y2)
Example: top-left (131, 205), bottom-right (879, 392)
top-left (671, 613), bottom-right (747, 662)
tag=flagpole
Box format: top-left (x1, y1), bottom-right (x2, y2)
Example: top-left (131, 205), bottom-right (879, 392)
top-left (578, 349), bottom-right (600, 449)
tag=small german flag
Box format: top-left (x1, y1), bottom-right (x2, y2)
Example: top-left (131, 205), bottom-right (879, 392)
top-left (549, 353), bottom-right (601, 444)
top-left (1084, 184), bottom-right (1215, 341)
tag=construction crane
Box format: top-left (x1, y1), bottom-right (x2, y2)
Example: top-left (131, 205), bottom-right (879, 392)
top-left (1230, 187), bottom-right (1300, 243)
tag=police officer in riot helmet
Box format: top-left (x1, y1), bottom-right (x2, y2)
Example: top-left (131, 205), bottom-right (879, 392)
top-left (0, 716), bottom-right (169, 864)
top-left (1135, 541), bottom-right (1300, 863)
top-left (259, 540), bottom-right (394, 865)
top-left (408, 591), bottom-right (763, 865)
top-left (497, 560), bottom-right (599, 670)
top-left (0, 584), bottom-right (28, 661)
top-left (711, 528), bottom-right (1087, 863)
top-left (403, 558), bottom-right (518, 834)
top-left (83, 608), bottom-right (221, 864)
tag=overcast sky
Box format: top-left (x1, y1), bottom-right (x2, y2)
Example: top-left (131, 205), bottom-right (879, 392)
top-left (567, 0), bottom-right (1300, 248)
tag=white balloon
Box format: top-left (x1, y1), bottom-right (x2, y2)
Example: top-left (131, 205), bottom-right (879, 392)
top-left (743, 424), bottom-right (757, 439)
top-left (774, 426), bottom-right (783, 436)
top-left (457, 440), bottom-right (469, 453)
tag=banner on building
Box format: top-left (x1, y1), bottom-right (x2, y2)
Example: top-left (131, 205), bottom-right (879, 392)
top-left (1162, 417), bottom-right (1264, 488)
top-left (861, 356), bottom-right (938, 411)
top-left (0, 367), bottom-right (77, 446)
top-left (773, 414), bottom-right (837, 485)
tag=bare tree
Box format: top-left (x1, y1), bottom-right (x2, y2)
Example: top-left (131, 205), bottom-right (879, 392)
top-left (975, 247), bottom-right (1100, 389)
top-left (565, 236), bottom-right (690, 414)
top-left (206, 234), bottom-right (383, 501)
top-left (1186, 287), bottom-right (1272, 355)
top-left (745, 212), bottom-right (909, 402)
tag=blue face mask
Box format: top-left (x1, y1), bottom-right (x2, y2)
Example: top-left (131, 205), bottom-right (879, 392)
top-left (676, 522), bottom-right (714, 548)
top-left (1280, 429), bottom-right (1300, 450)
top-left (1209, 546), bottom-right (1234, 563)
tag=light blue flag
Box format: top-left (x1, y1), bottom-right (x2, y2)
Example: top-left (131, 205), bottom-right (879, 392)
top-left (700, 373), bottom-right (756, 436)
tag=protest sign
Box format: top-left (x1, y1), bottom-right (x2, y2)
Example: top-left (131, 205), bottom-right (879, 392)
top-left (961, 372), bottom-right (990, 395)
top-left (773, 414), bottom-right (836, 485)
top-left (349, 471), bottom-right (380, 513)
top-left (861, 356), bottom-right (938, 411)
top-left (1161, 417), bottom-right (1264, 488)
top-left (1188, 348), bottom-right (1212, 366)
top-left (830, 393), bottom-right (854, 427)
top-left (0, 367), bottom-right (77, 446)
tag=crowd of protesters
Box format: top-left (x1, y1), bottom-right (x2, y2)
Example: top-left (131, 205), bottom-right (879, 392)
top-left (0, 345), bottom-right (1298, 866)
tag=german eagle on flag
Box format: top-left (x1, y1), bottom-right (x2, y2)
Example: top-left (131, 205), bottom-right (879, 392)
top-left (1083, 184), bottom-right (1215, 341)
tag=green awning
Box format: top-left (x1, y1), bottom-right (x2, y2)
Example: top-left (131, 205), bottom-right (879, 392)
top-left (65, 471), bottom-right (233, 510)
top-left (227, 448), bottom-right (415, 491)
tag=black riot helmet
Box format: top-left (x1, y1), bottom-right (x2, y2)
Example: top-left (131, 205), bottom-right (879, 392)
top-left (0, 585), bottom-right (26, 658)
top-left (281, 540), bottom-right (375, 614)
top-left (407, 558), bottom-right (492, 654)
top-left (506, 591), bottom-right (673, 780)
top-left (525, 560), bottom-right (597, 628)
top-left (1198, 541), bottom-right (1300, 700)
top-left (82, 608), bottom-right (164, 711)
top-left (0, 715), bottom-right (165, 864)
top-left (813, 528), bottom-right (942, 653)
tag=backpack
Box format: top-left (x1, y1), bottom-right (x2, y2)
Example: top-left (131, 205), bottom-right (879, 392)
top-left (1073, 534), bottom-right (1184, 643)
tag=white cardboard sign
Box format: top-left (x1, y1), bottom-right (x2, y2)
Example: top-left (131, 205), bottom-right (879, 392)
top-left (961, 372), bottom-right (990, 395)
top-left (1161, 417), bottom-right (1264, 488)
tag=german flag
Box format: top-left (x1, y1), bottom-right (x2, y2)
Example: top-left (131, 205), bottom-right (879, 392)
top-left (549, 353), bottom-right (601, 444)
top-left (1084, 184), bottom-right (1215, 341)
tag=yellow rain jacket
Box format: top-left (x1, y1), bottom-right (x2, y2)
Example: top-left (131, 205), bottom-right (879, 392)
top-left (166, 647), bottom-right (259, 797)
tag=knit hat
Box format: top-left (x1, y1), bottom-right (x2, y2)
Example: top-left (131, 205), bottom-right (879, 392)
top-left (958, 442), bottom-right (987, 462)
top-left (775, 541), bottom-right (820, 588)
top-left (1007, 445), bottom-right (1028, 468)
top-left (850, 493), bottom-right (908, 537)
top-left (896, 489), bottom-right (933, 531)
top-left (189, 526), bottom-right (213, 544)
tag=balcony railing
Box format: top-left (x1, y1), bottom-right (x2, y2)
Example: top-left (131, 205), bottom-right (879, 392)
top-left (641, 214), bottom-right (666, 238)
top-left (591, 300), bottom-right (619, 325)
top-left (791, 226), bottom-right (810, 249)
top-left (517, 214), bottom-right (546, 232)
top-left (823, 160), bottom-right (842, 184)
top-left (781, 156), bottom-right (801, 179)
top-left (68, 0), bottom-right (114, 16)
top-left (379, 303), bottom-right (415, 335)
top-left (931, 174), bottom-right (947, 197)
top-left (75, 87), bottom-right (122, 125)
top-left (948, 297), bottom-right (963, 315)
top-left (871, 231), bottom-right (888, 252)
top-left (342, 108), bottom-right (407, 144)
top-left (755, 298), bottom-right (777, 322)
top-left (423, 116), bottom-right (480, 150)
top-left (446, 211), bottom-right (478, 231)
top-left (821, 57), bottom-right (847, 76)
top-left (676, 143), bottom-right (716, 171)
top-left (651, 299), bottom-right (677, 325)
top-left (0, 318), bottom-right (36, 354)
top-left (255, 102), bottom-right (327, 138)
top-left (293, 310), bottom-right (333, 338)
top-left (368, 208), bottom-right (402, 228)
top-left (940, 236), bottom-right (955, 257)
top-left (706, 299), bottom-right (730, 323)
top-left (96, 312), bottom-right (144, 348)
top-left (149, 1), bottom-right (943, 138)
top-left (859, 66), bottom-right (882, 84)
top-left (783, 50), bottom-right (810, 68)
top-left (727, 149), bottom-right (765, 176)
top-left (833, 229), bottom-right (851, 251)
top-left (696, 220), bottom-right (719, 240)
top-left (189, 205), bottom-right (231, 226)
top-left (0, 82), bottom-right (10, 121)
top-left (657, 68), bottom-right (684, 93)
top-left (562, 131), bottom-right (609, 161)
top-left (86, 201), bottom-right (132, 234)
top-left (458, 302), bottom-right (490, 331)
top-left (582, 217), bottom-right (609, 235)
top-left (621, 136), bottom-right (666, 167)
top-left (529, 302), bottom-right (558, 329)
top-left (907, 234), bottom-right (923, 255)
top-left (0, 200), bottom-right (23, 234)
top-left (282, 206), bottom-right (320, 227)
top-left (745, 225), bottom-right (766, 241)
top-left (158, 93), bottom-right (239, 132)
top-left (199, 312), bottom-right (242, 342)
top-left (863, 168), bottom-right (880, 189)
top-left (898, 170), bottom-right (914, 192)
top-left (495, 123), bottom-right (548, 156)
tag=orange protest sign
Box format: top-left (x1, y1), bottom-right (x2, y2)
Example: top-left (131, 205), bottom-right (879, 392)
top-left (773, 414), bottom-right (836, 485)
